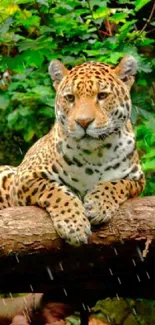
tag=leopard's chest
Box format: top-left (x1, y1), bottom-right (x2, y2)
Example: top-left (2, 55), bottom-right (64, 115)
top-left (48, 131), bottom-right (135, 197)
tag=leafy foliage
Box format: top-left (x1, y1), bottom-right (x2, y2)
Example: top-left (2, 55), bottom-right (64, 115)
top-left (0, 0), bottom-right (155, 194)
top-left (66, 298), bottom-right (155, 325)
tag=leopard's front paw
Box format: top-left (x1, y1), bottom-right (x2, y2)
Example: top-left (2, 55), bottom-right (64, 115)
top-left (84, 193), bottom-right (119, 225)
top-left (52, 212), bottom-right (91, 246)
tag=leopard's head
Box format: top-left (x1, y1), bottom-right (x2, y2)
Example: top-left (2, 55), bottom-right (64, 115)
top-left (49, 56), bottom-right (137, 140)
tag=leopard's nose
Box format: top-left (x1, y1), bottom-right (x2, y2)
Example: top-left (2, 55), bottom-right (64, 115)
top-left (75, 118), bottom-right (94, 129)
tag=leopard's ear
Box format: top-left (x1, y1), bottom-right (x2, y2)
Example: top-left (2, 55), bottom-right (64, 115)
top-left (48, 60), bottom-right (68, 90)
top-left (114, 55), bottom-right (137, 89)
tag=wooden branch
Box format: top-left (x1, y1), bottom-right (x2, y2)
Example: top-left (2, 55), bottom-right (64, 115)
top-left (1, 196), bottom-right (155, 255)
top-left (0, 206), bottom-right (60, 256)
top-left (137, 1), bottom-right (155, 37)
top-left (0, 197), bottom-right (155, 301)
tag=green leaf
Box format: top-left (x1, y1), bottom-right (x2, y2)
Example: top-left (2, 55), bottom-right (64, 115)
top-left (18, 39), bottom-right (37, 52)
top-left (143, 149), bottom-right (155, 159)
top-left (40, 26), bottom-right (53, 34)
top-left (66, 315), bottom-right (80, 325)
top-left (110, 12), bottom-right (128, 24)
top-left (138, 38), bottom-right (155, 46)
top-left (132, 106), bottom-right (154, 120)
top-left (0, 95), bottom-right (9, 109)
top-left (7, 110), bottom-right (19, 127)
top-left (0, 17), bottom-right (14, 37)
top-left (93, 7), bottom-right (110, 19)
top-left (135, 0), bottom-right (152, 11)
top-left (22, 50), bottom-right (44, 68)
top-left (142, 159), bottom-right (155, 171)
top-left (31, 85), bottom-right (52, 96)
top-left (145, 118), bottom-right (155, 131)
top-left (15, 0), bottom-right (35, 3)
top-left (36, 0), bottom-right (49, 7)
top-left (23, 128), bottom-right (35, 141)
top-left (16, 12), bottom-right (40, 29)
top-left (106, 52), bottom-right (124, 64)
top-left (90, 0), bottom-right (107, 7)
top-left (117, 0), bottom-right (133, 3)
top-left (119, 20), bottom-right (137, 32)
top-left (39, 106), bottom-right (55, 118)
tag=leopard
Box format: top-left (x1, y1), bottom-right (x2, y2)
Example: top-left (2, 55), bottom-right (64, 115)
top-left (0, 55), bottom-right (145, 245)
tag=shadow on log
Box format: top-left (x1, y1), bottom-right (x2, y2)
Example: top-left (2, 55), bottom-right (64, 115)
top-left (0, 196), bottom-right (155, 302)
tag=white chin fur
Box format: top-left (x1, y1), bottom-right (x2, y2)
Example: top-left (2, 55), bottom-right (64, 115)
top-left (68, 127), bottom-right (110, 139)
top-left (67, 129), bottom-right (85, 139)
top-left (86, 127), bottom-right (111, 138)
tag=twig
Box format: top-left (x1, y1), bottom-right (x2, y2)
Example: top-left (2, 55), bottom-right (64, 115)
top-left (86, 0), bottom-right (103, 41)
top-left (34, 0), bottom-right (46, 25)
top-left (137, 1), bottom-right (155, 37)
top-left (146, 27), bottom-right (155, 34)
top-left (143, 237), bottom-right (152, 258)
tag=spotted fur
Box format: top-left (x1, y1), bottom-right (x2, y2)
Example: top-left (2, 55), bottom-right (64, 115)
top-left (0, 56), bottom-right (145, 245)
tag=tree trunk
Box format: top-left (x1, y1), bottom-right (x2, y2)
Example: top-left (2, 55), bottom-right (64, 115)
top-left (0, 196), bottom-right (155, 302)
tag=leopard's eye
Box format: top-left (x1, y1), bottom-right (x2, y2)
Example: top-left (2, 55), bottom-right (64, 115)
top-left (65, 94), bottom-right (75, 103)
top-left (97, 92), bottom-right (109, 101)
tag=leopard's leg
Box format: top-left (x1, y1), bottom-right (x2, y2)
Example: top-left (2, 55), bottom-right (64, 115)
top-left (84, 174), bottom-right (145, 225)
top-left (39, 182), bottom-right (91, 245)
top-left (14, 177), bottom-right (91, 246)
top-left (0, 166), bottom-right (16, 209)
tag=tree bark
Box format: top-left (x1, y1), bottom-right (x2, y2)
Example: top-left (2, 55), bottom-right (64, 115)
top-left (0, 197), bottom-right (155, 301)
top-left (1, 196), bottom-right (155, 255)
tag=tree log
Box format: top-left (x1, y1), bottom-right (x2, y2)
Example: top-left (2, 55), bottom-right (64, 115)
top-left (0, 197), bottom-right (155, 302)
